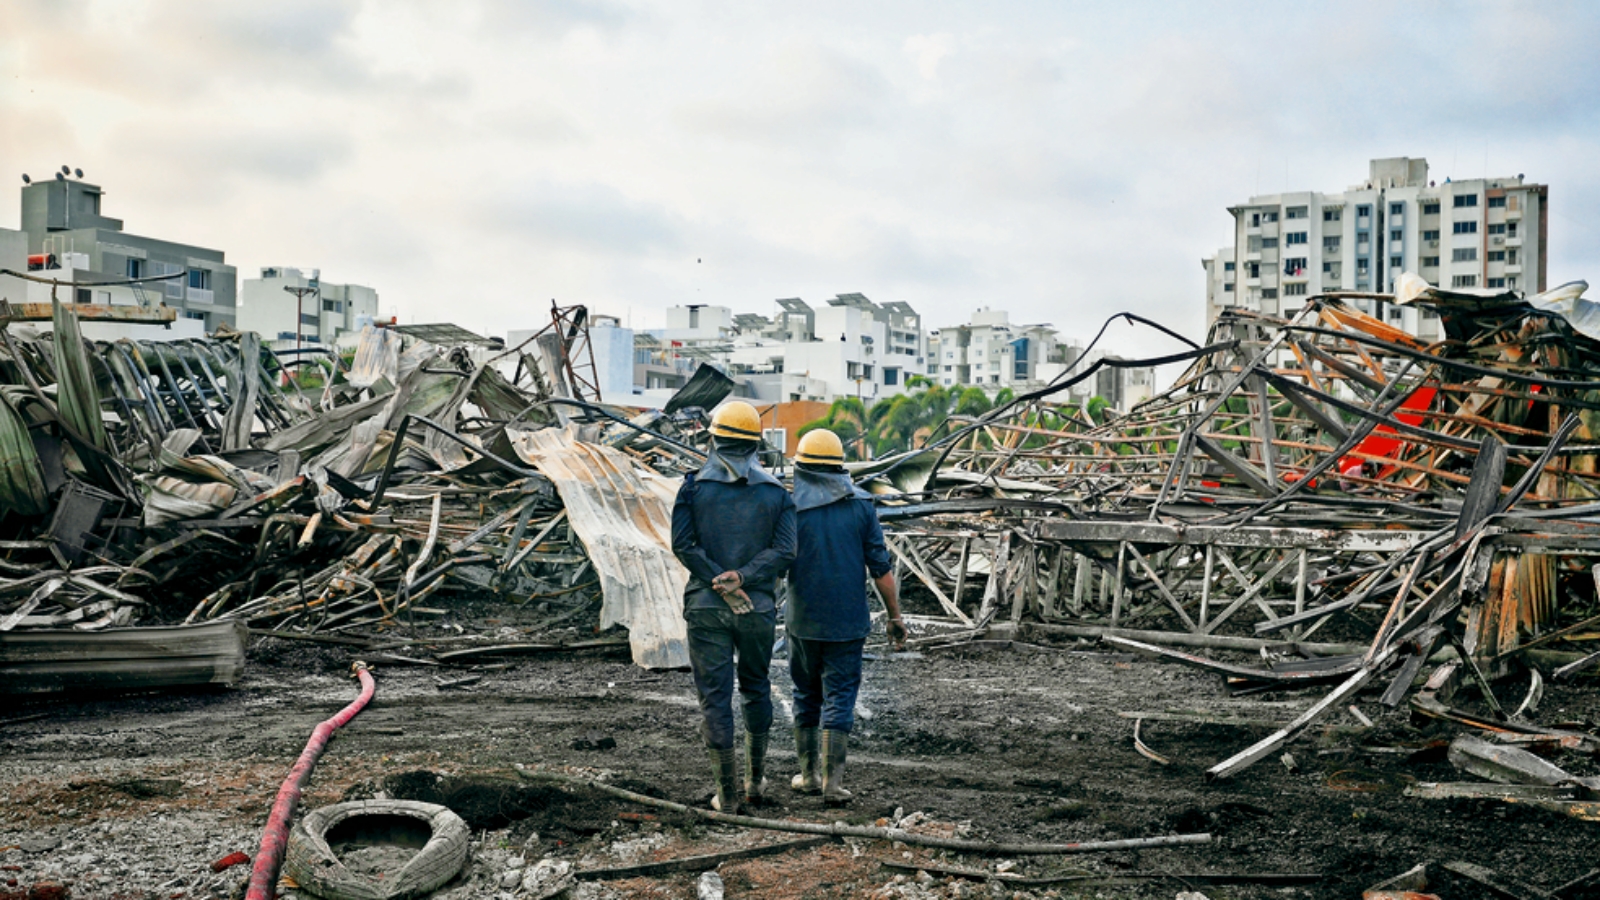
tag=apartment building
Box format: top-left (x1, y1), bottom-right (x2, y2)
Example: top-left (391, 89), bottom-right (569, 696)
top-left (663, 293), bottom-right (926, 405)
top-left (237, 267), bottom-right (379, 349)
top-left (927, 308), bottom-right (1064, 389)
top-left (1204, 157), bottom-right (1548, 340)
top-left (15, 173), bottom-right (238, 331)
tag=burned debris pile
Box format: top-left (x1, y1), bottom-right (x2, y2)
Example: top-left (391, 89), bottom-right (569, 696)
top-left (7, 278), bottom-right (1600, 784)
top-left (0, 301), bottom-right (728, 687)
top-left (864, 278), bottom-right (1600, 780)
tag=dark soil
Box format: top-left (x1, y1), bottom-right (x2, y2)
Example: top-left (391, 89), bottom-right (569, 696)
top-left (4, 620), bottom-right (1600, 899)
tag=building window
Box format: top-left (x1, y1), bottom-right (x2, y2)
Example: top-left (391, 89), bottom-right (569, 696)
top-left (1487, 250), bottom-right (1506, 262)
top-left (1262, 211), bottom-right (1279, 223)
top-left (1389, 308), bottom-right (1403, 322)
top-left (188, 269), bottom-right (212, 290)
top-left (322, 298), bottom-right (345, 313)
top-left (1488, 196), bottom-right (1506, 208)
top-left (1389, 202), bottom-right (1405, 216)
top-left (1357, 258), bottom-right (1370, 272)
top-left (1487, 277), bottom-right (1507, 288)
top-left (1389, 229), bottom-right (1403, 241)
top-left (1422, 202), bottom-right (1441, 215)
top-left (1223, 261), bottom-right (1235, 271)
top-left (944, 365), bottom-right (952, 372)
top-left (1508, 276), bottom-right (1518, 288)
top-left (1453, 221), bottom-right (1478, 234)
top-left (1285, 231), bottom-right (1308, 245)
top-left (1250, 212), bottom-right (1260, 227)
top-left (1323, 208), bottom-right (1342, 222)
top-left (1422, 229), bottom-right (1440, 241)
top-left (1508, 249), bottom-right (1518, 264)
top-left (126, 258), bottom-right (144, 279)
top-left (1261, 288), bottom-right (1278, 299)
top-left (1247, 262), bottom-right (1260, 278)
top-left (185, 310), bottom-right (206, 321)
top-left (1323, 237), bottom-right (1341, 252)
top-left (1284, 282), bottom-right (1308, 296)
top-left (1284, 257), bottom-right (1307, 276)
top-left (1454, 194), bottom-right (1478, 208)
top-left (1487, 223), bottom-right (1507, 235)
top-left (1452, 274), bottom-right (1479, 288)
top-left (1357, 205), bottom-right (1372, 218)
top-left (1223, 282), bottom-right (1234, 292)
top-left (1452, 248), bottom-right (1478, 262)
top-left (1390, 256), bottom-right (1402, 269)
top-left (1508, 222), bottom-right (1518, 236)
top-left (1422, 256), bottom-right (1440, 267)
top-left (1286, 206), bottom-right (1308, 219)
top-left (1261, 237), bottom-right (1279, 249)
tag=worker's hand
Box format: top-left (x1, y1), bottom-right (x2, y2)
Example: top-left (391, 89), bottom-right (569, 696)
top-left (719, 587), bottom-right (754, 615)
top-left (712, 570), bottom-right (743, 594)
top-left (887, 617), bottom-right (909, 651)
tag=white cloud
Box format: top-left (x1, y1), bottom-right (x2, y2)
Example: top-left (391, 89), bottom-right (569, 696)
top-left (903, 33), bottom-right (955, 80)
top-left (0, 0), bottom-right (1596, 358)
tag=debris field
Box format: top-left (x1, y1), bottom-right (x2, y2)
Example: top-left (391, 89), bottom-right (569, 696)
top-left (5, 281), bottom-right (1600, 899)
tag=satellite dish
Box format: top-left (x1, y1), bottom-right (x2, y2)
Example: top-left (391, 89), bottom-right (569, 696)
top-left (21, 174), bottom-right (30, 184)
top-left (61, 165), bottom-right (70, 175)
top-left (74, 168), bottom-right (83, 178)
top-left (55, 172), bottom-right (64, 181)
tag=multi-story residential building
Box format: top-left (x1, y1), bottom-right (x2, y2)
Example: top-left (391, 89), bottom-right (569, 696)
top-left (1204, 157), bottom-right (1548, 340)
top-left (927, 308), bottom-right (1064, 389)
top-left (669, 293), bottom-right (925, 405)
top-left (237, 267), bottom-right (379, 349)
top-left (15, 173), bottom-right (238, 331)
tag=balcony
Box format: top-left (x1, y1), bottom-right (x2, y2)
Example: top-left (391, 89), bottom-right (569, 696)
top-left (187, 288), bottom-right (215, 306)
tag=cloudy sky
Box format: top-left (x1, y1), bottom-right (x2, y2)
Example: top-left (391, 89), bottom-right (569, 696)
top-left (3, 0), bottom-right (1598, 359)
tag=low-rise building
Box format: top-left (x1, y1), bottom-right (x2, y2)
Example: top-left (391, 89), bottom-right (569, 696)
top-left (237, 267), bottom-right (379, 351)
top-left (15, 172), bottom-right (238, 331)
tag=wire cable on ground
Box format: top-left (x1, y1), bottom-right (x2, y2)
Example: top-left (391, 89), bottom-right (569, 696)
top-left (245, 661), bottom-right (376, 900)
top-left (520, 768), bottom-right (1210, 855)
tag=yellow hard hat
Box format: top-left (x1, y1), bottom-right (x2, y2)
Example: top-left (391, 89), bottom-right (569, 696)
top-left (709, 400), bottom-right (762, 440)
top-left (796, 428), bottom-right (846, 466)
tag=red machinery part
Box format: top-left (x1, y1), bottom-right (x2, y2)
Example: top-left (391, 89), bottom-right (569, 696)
top-left (244, 662), bottom-right (375, 900)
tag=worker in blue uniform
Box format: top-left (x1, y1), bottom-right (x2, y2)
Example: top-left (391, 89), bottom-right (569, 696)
top-left (785, 428), bottom-right (906, 805)
top-left (671, 400), bottom-right (797, 814)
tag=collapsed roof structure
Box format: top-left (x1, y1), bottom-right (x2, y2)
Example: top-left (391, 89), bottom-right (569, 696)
top-left (5, 279), bottom-right (1600, 786)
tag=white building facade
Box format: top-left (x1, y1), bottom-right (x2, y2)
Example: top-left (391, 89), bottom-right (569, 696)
top-left (1204, 157), bottom-right (1548, 340)
top-left (237, 267), bottom-right (379, 348)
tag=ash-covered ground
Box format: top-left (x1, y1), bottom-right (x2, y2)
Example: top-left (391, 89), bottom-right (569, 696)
top-left (4, 624), bottom-right (1599, 900)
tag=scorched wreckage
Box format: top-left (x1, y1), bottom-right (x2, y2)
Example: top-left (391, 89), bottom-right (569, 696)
top-left (5, 276), bottom-right (1600, 897)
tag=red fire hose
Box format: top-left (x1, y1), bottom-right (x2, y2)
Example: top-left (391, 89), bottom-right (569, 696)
top-left (245, 661), bottom-right (376, 900)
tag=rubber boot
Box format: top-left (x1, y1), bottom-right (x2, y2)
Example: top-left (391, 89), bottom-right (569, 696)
top-left (743, 730), bottom-right (769, 805)
top-left (820, 728), bottom-right (853, 805)
top-left (790, 726), bottom-right (821, 794)
top-left (708, 746), bottom-right (740, 815)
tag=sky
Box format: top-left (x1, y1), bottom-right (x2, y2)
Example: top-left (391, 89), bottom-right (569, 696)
top-left (3, 0), bottom-right (1599, 362)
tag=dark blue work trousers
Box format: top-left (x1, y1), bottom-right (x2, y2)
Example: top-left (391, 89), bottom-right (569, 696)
top-left (685, 606), bottom-right (776, 749)
top-left (789, 637), bottom-right (866, 733)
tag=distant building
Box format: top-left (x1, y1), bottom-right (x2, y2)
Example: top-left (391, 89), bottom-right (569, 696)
top-left (659, 293), bottom-right (927, 406)
top-left (1205, 157), bottom-right (1549, 340)
top-left (237, 267), bottom-right (379, 349)
top-left (926, 307), bottom-right (1066, 390)
top-left (15, 174), bottom-right (238, 331)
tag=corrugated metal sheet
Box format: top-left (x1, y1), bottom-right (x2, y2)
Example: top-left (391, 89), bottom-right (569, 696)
top-left (508, 426), bottom-right (689, 669)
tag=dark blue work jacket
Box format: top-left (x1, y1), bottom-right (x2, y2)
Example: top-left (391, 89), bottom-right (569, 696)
top-left (787, 495), bottom-right (892, 641)
top-left (671, 473), bottom-right (797, 613)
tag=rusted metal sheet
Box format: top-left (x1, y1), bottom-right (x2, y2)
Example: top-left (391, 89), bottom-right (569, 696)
top-left (509, 425), bottom-right (689, 669)
top-left (0, 300), bottom-right (178, 323)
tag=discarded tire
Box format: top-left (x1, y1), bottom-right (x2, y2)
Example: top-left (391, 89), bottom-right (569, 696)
top-left (283, 799), bottom-right (469, 900)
